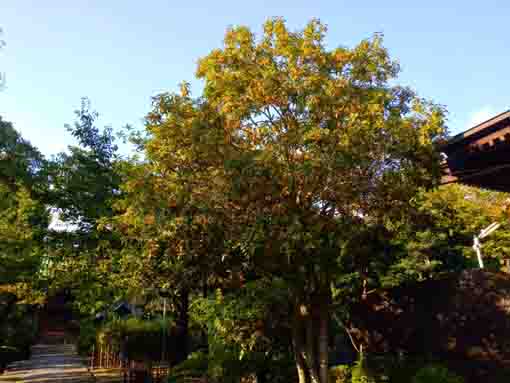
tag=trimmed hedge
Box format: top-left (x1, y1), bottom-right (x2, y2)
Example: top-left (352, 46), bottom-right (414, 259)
top-left (98, 317), bottom-right (175, 362)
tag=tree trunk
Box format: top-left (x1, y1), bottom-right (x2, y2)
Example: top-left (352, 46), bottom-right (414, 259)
top-left (174, 288), bottom-right (189, 364)
top-left (292, 304), bottom-right (308, 383)
top-left (305, 312), bottom-right (320, 383)
top-left (293, 298), bottom-right (330, 383)
top-left (318, 297), bottom-right (329, 383)
top-left (201, 278), bottom-right (208, 348)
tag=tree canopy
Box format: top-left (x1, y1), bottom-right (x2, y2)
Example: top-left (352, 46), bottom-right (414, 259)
top-left (136, 18), bottom-right (447, 383)
top-left (3, 17), bottom-right (510, 383)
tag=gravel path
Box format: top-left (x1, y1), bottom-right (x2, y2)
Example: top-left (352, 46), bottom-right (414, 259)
top-left (0, 343), bottom-right (94, 382)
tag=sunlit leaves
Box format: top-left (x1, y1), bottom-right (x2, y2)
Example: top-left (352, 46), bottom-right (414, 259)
top-left (0, 118), bottom-right (49, 289)
top-left (112, 19), bottom-right (449, 381)
top-left (0, 185), bottom-right (48, 285)
top-left (142, 18), bottom-right (448, 295)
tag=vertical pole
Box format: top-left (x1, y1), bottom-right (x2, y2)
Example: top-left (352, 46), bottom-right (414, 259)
top-left (473, 236), bottom-right (484, 269)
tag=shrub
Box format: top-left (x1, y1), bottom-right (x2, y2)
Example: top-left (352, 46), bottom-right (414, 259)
top-left (98, 317), bottom-right (174, 362)
top-left (365, 353), bottom-right (426, 383)
top-left (351, 358), bottom-right (376, 383)
top-left (329, 364), bottom-right (351, 383)
top-left (412, 364), bottom-right (464, 383)
top-left (1, 305), bottom-right (38, 363)
top-left (168, 351), bottom-right (208, 381)
top-left (77, 320), bottom-right (96, 355)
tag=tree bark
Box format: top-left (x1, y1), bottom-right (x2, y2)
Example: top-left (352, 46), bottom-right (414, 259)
top-left (318, 297), bottom-right (329, 383)
top-left (292, 304), bottom-right (308, 383)
top-left (305, 312), bottom-right (320, 383)
top-left (174, 288), bottom-right (189, 364)
top-left (201, 277), bottom-right (208, 349)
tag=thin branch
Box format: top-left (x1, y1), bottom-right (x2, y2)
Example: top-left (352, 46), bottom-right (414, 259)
top-left (262, 107), bottom-right (276, 126)
top-left (333, 313), bottom-right (360, 354)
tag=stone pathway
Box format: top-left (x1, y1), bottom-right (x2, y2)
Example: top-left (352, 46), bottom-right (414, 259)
top-left (0, 343), bottom-right (94, 382)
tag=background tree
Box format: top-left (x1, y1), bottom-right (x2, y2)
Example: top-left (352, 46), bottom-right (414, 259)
top-left (0, 116), bottom-right (46, 192)
top-left (0, 117), bottom-right (48, 369)
top-left (0, 185), bottom-right (48, 285)
top-left (45, 98), bottom-right (123, 315)
top-left (49, 97), bottom-right (120, 231)
top-left (0, 117), bottom-right (49, 287)
top-left (397, 184), bottom-right (510, 275)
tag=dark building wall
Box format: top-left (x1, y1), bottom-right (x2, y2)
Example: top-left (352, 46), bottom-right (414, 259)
top-left (347, 270), bottom-right (510, 382)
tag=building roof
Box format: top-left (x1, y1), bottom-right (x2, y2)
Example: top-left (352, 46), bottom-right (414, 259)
top-left (448, 110), bottom-right (510, 145)
top-left (442, 110), bottom-right (510, 191)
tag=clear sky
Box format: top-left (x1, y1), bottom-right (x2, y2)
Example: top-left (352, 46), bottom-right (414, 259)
top-left (1, 1), bottom-right (509, 156)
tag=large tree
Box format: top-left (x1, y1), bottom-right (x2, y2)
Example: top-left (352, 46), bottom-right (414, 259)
top-left (142, 18), bottom-right (446, 383)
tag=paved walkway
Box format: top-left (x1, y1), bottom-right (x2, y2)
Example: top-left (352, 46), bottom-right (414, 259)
top-left (0, 343), bottom-right (94, 382)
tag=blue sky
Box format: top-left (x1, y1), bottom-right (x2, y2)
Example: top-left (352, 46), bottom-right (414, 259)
top-left (1, 1), bottom-right (509, 156)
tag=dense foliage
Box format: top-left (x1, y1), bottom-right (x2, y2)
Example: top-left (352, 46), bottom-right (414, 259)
top-left (0, 119), bottom-right (47, 369)
top-left (2, 18), bottom-right (510, 383)
top-left (135, 18), bottom-right (446, 383)
top-left (0, 117), bottom-right (49, 286)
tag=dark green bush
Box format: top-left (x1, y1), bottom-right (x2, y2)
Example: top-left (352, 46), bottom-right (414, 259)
top-left (0, 304), bottom-right (38, 368)
top-left (364, 354), bottom-right (427, 383)
top-left (351, 357), bottom-right (377, 383)
top-left (412, 364), bottom-right (464, 383)
top-left (98, 317), bottom-right (174, 362)
top-left (77, 319), bottom-right (96, 355)
top-left (168, 351), bottom-right (208, 380)
top-left (329, 364), bottom-right (351, 383)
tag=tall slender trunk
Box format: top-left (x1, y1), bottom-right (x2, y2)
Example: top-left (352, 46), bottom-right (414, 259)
top-left (292, 304), bottom-right (308, 383)
top-left (318, 297), bottom-right (329, 383)
top-left (201, 277), bottom-right (208, 348)
top-left (174, 288), bottom-right (189, 364)
top-left (293, 296), bottom-right (330, 383)
top-left (305, 312), bottom-right (320, 383)
top-left (297, 354), bottom-right (308, 383)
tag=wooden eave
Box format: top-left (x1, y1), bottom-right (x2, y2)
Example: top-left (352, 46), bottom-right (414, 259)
top-left (441, 110), bottom-right (510, 191)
